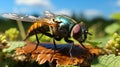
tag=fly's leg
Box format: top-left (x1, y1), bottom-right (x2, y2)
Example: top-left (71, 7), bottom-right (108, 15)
top-left (32, 34), bottom-right (43, 43)
top-left (50, 38), bottom-right (56, 61)
top-left (79, 41), bottom-right (86, 49)
top-left (30, 31), bottom-right (40, 53)
top-left (33, 32), bottom-right (53, 53)
top-left (34, 32), bottom-right (54, 51)
top-left (53, 36), bottom-right (62, 51)
top-left (49, 26), bottom-right (58, 61)
top-left (50, 36), bottom-right (62, 61)
top-left (64, 38), bottom-right (74, 62)
top-left (53, 38), bottom-right (57, 53)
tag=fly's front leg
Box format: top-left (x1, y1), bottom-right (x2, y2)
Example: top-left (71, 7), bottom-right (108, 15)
top-left (79, 41), bottom-right (86, 49)
top-left (64, 38), bottom-right (74, 62)
top-left (49, 36), bottom-right (62, 61)
top-left (49, 26), bottom-right (58, 61)
top-left (49, 26), bottom-right (57, 50)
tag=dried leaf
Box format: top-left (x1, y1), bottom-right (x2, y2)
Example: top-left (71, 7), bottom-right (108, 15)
top-left (15, 42), bottom-right (100, 66)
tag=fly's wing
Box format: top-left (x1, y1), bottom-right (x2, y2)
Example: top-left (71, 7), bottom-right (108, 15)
top-left (2, 13), bottom-right (39, 22)
top-left (44, 11), bottom-right (55, 18)
top-left (23, 15), bottom-right (39, 22)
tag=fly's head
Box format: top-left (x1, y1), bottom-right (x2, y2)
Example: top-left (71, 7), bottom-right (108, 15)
top-left (71, 22), bottom-right (91, 43)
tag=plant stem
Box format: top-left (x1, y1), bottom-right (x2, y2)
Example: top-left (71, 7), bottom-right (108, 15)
top-left (17, 21), bottom-right (26, 40)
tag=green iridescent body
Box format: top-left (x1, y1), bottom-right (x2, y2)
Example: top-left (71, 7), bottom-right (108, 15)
top-left (54, 16), bottom-right (77, 37)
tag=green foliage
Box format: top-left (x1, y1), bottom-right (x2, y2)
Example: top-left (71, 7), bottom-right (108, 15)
top-left (105, 33), bottom-right (120, 54)
top-left (0, 34), bottom-right (6, 42)
top-left (3, 41), bottom-right (26, 53)
top-left (110, 13), bottom-right (120, 20)
top-left (28, 34), bottom-right (52, 42)
top-left (0, 38), bottom-right (45, 67)
top-left (0, 19), bottom-right (18, 33)
top-left (0, 52), bottom-right (6, 67)
top-left (105, 23), bottom-right (120, 34)
top-left (0, 56), bottom-right (46, 67)
top-left (86, 40), bottom-right (102, 47)
top-left (0, 41), bottom-right (26, 67)
top-left (95, 36), bottom-right (113, 48)
top-left (5, 28), bottom-right (19, 41)
top-left (91, 54), bottom-right (120, 67)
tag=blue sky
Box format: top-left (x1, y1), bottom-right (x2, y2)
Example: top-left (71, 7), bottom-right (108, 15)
top-left (0, 0), bottom-right (120, 18)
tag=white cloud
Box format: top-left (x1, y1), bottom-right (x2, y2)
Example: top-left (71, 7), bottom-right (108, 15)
top-left (84, 9), bottom-right (101, 17)
top-left (116, 0), bottom-right (120, 6)
top-left (54, 10), bottom-right (72, 16)
top-left (15, 0), bottom-right (53, 8)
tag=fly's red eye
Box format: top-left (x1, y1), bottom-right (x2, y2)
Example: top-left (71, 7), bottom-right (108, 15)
top-left (71, 24), bottom-right (81, 34)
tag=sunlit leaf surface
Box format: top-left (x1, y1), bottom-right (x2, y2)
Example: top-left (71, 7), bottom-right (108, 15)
top-left (91, 54), bottom-right (120, 67)
top-left (3, 41), bottom-right (26, 53)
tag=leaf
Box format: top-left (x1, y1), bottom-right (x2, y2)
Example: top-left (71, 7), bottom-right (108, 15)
top-left (91, 54), bottom-right (120, 67)
top-left (94, 36), bottom-right (112, 48)
top-left (15, 42), bottom-right (100, 66)
top-left (3, 41), bottom-right (26, 53)
top-left (105, 23), bottom-right (120, 34)
top-left (110, 13), bottom-right (120, 20)
top-left (86, 40), bottom-right (102, 47)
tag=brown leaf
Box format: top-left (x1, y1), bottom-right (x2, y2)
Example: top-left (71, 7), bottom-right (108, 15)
top-left (15, 42), bottom-right (100, 66)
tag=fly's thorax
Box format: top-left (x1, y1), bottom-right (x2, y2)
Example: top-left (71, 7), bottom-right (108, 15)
top-left (54, 15), bottom-right (76, 37)
top-left (54, 15), bottom-right (77, 36)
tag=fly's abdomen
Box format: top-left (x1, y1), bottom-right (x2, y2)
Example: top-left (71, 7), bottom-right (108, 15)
top-left (24, 22), bottom-right (49, 40)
